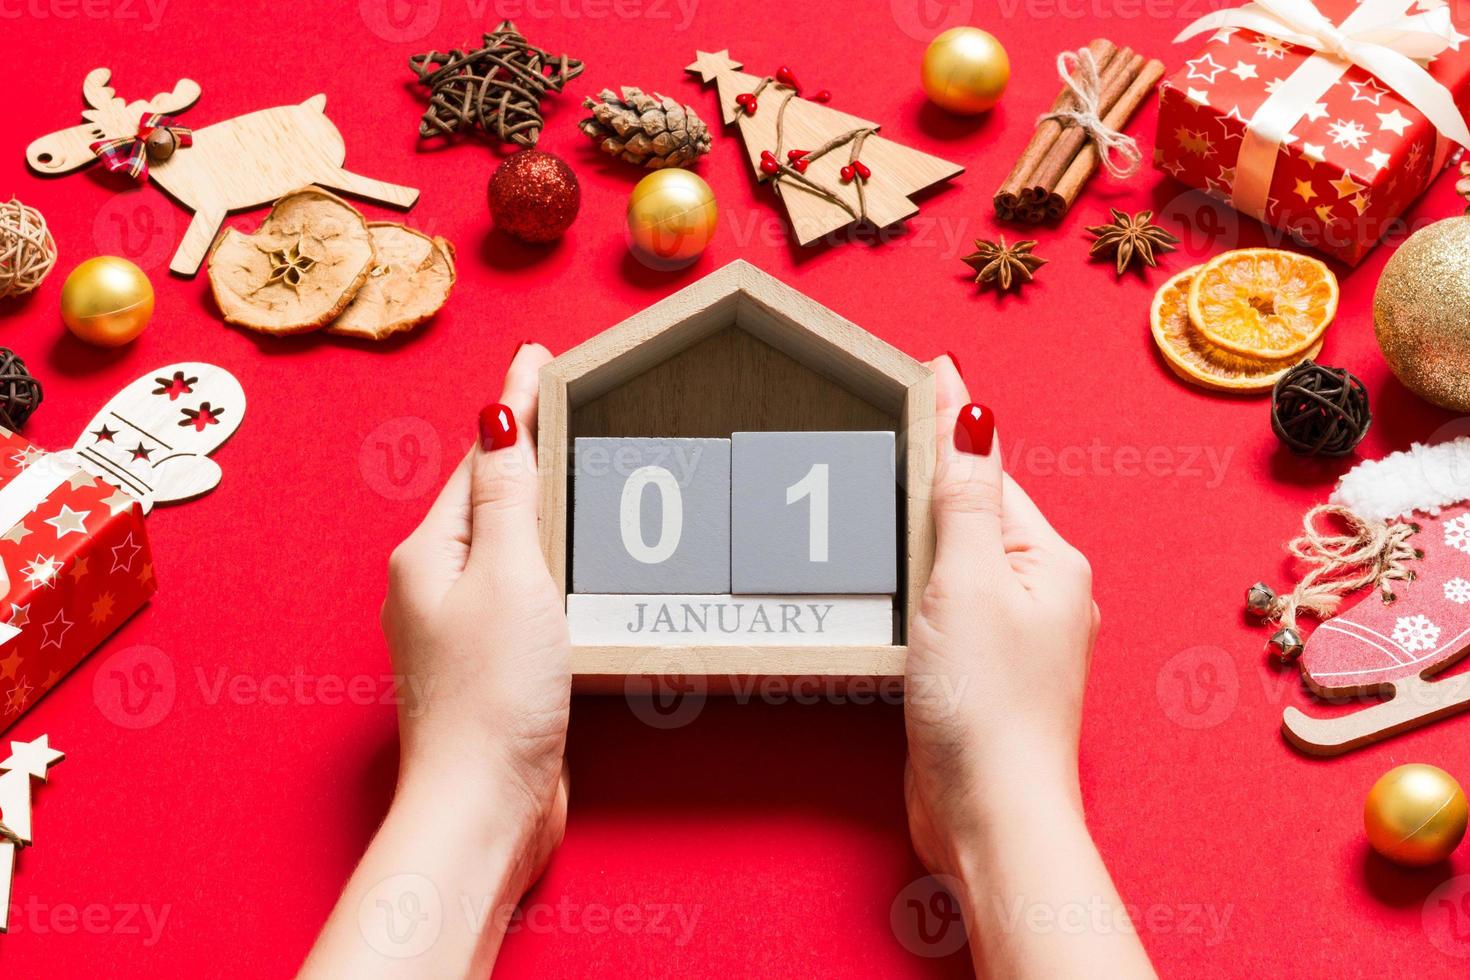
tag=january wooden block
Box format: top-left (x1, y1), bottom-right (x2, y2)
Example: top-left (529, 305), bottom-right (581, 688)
top-left (731, 430), bottom-right (896, 594)
top-left (572, 437), bottom-right (731, 594)
top-left (567, 594), bottom-right (893, 645)
top-left (539, 260), bottom-right (935, 687)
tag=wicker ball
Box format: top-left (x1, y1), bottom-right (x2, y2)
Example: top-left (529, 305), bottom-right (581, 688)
top-left (0, 349), bottom-right (42, 431)
top-left (0, 199), bottom-right (57, 300)
top-left (1270, 360), bottom-right (1370, 457)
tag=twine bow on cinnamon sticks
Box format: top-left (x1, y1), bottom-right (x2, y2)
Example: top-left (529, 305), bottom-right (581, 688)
top-left (994, 39), bottom-right (1165, 223)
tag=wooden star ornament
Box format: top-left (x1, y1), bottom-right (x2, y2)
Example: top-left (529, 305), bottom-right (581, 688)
top-left (0, 734), bottom-right (64, 932)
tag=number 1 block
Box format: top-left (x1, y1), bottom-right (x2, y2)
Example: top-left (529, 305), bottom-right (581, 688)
top-left (730, 431), bottom-right (897, 594)
top-left (572, 437), bottom-right (731, 594)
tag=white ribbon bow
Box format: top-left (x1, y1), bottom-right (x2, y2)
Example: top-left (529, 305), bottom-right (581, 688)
top-left (1176, 0), bottom-right (1470, 218)
top-left (1175, 0), bottom-right (1470, 146)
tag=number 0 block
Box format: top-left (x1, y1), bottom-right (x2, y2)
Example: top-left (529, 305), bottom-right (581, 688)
top-left (731, 431), bottom-right (897, 594)
top-left (572, 437), bottom-right (731, 594)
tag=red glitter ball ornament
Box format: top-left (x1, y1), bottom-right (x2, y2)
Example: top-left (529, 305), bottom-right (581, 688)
top-left (488, 149), bottom-right (580, 243)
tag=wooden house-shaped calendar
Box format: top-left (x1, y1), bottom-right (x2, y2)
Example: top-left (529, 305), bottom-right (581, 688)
top-left (538, 260), bottom-right (936, 689)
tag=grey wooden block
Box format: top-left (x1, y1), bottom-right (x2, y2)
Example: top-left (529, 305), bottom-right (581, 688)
top-left (731, 431), bottom-right (897, 594)
top-left (572, 437), bottom-right (731, 594)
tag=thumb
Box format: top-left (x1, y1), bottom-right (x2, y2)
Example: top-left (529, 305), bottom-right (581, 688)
top-left (928, 355), bottom-right (1005, 579)
top-left (466, 342), bottom-right (553, 576)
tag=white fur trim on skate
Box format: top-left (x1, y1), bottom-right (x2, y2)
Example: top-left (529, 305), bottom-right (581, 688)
top-left (1331, 437), bottom-right (1470, 522)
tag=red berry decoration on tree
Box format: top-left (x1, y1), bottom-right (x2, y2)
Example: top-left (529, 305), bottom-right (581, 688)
top-left (735, 93), bottom-right (757, 115)
top-left (775, 66), bottom-right (801, 91)
top-left (852, 160), bottom-right (871, 180)
top-left (488, 149), bottom-right (580, 243)
top-left (811, 89), bottom-right (831, 103)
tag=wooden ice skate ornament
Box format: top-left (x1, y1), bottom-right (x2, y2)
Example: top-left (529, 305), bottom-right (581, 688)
top-left (73, 363), bottom-right (246, 513)
top-left (25, 69), bottom-right (419, 275)
top-left (686, 52), bottom-right (962, 246)
top-left (539, 260), bottom-right (935, 689)
top-left (0, 734), bottom-right (65, 932)
top-left (1257, 438), bottom-right (1470, 755)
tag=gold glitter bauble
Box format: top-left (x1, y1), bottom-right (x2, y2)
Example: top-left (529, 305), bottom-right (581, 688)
top-left (1364, 763), bottom-right (1467, 867)
top-left (921, 27), bottom-right (1009, 115)
top-left (60, 256), bottom-right (153, 347)
top-left (1374, 216), bottom-right (1470, 411)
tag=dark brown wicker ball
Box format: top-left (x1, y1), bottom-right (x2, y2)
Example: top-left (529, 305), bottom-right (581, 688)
top-left (1270, 360), bottom-right (1370, 457)
top-left (0, 348), bottom-right (42, 431)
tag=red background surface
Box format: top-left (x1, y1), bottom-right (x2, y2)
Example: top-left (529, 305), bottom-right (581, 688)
top-left (5, 0), bottom-right (1470, 975)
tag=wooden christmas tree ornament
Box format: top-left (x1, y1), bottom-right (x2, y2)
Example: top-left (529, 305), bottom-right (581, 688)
top-left (686, 52), bottom-right (962, 246)
top-left (0, 734), bottom-right (65, 932)
top-left (25, 69), bottom-right (419, 276)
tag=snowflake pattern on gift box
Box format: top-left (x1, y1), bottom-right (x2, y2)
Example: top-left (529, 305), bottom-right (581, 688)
top-left (1393, 614), bottom-right (1442, 652)
top-left (1445, 578), bottom-right (1470, 604)
top-left (1328, 118), bottom-right (1370, 148)
top-left (1445, 514), bottom-right (1470, 554)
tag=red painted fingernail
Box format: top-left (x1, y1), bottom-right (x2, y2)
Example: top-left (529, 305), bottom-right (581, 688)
top-left (955, 403), bottom-right (994, 456)
top-left (945, 351), bottom-right (963, 377)
top-left (479, 403), bottom-right (517, 452)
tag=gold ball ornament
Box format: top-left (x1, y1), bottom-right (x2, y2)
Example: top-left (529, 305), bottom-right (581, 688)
top-left (921, 27), bottom-right (1010, 115)
top-left (1364, 763), bottom-right (1468, 867)
top-left (60, 256), bottom-right (154, 347)
top-left (626, 169), bottom-right (717, 268)
top-left (1374, 216), bottom-right (1470, 411)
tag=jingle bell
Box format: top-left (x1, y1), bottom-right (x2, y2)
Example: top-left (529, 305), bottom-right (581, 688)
top-left (1245, 582), bottom-right (1276, 616)
top-left (145, 128), bottom-right (177, 162)
top-left (1269, 627), bottom-right (1304, 663)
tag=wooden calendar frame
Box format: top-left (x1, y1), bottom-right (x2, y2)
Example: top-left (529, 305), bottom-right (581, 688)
top-left (538, 260), bottom-right (936, 689)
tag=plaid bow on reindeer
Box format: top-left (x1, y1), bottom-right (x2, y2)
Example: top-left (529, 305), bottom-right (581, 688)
top-left (89, 113), bottom-right (192, 181)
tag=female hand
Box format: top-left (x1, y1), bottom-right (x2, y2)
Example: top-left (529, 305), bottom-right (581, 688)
top-left (903, 356), bottom-right (1153, 977)
top-left (301, 343), bottom-right (570, 977)
top-left (382, 341), bottom-right (570, 877)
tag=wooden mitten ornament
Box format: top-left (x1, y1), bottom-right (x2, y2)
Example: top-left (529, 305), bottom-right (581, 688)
top-left (0, 734), bottom-right (64, 932)
top-left (1251, 438), bottom-right (1470, 755)
top-left (686, 52), bottom-right (962, 246)
top-left (73, 364), bottom-right (245, 512)
top-left (25, 69), bottom-right (419, 276)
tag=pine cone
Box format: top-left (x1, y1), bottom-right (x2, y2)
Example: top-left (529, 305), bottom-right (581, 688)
top-left (578, 87), bottom-right (711, 169)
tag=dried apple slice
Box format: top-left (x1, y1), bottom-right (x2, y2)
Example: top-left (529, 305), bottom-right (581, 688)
top-left (328, 223), bottom-right (456, 340)
top-left (207, 186), bottom-right (373, 335)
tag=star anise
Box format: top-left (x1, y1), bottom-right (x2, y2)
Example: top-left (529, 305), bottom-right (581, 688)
top-left (1086, 209), bottom-right (1180, 276)
top-left (962, 237), bottom-right (1046, 293)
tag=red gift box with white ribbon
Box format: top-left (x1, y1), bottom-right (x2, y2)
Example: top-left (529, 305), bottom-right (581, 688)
top-left (0, 428), bottom-right (154, 730)
top-left (1155, 0), bottom-right (1470, 264)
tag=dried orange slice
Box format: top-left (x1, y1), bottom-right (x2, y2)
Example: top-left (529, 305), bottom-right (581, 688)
top-left (1187, 248), bottom-right (1338, 359)
top-left (1153, 265), bottom-right (1322, 392)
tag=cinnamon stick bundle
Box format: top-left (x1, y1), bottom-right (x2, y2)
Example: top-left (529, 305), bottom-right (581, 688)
top-left (994, 37), bottom-right (1114, 221)
top-left (993, 40), bottom-right (1163, 224)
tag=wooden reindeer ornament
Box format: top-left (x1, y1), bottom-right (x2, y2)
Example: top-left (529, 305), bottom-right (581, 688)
top-left (26, 69), bottom-right (419, 276)
top-left (687, 51), bottom-right (962, 246)
top-left (0, 734), bottom-right (64, 932)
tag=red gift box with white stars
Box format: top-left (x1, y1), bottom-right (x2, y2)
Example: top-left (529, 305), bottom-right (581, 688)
top-left (1155, 0), bottom-right (1470, 264)
top-left (0, 427), bottom-right (154, 729)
